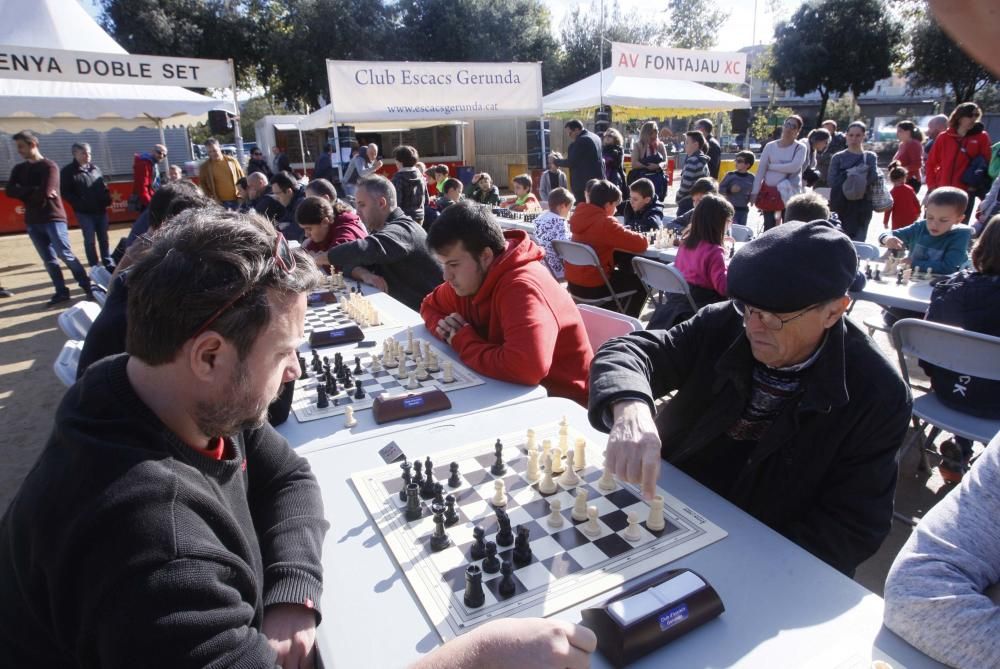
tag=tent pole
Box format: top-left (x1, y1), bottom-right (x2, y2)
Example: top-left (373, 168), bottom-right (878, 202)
top-left (539, 115), bottom-right (547, 169)
top-left (157, 119), bottom-right (166, 149)
top-left (599, 0), bottom-right (605, 108)
top-left (298, 127), bottom-right (307, 179)
top-left (228, 59), bottom-right (245, 165)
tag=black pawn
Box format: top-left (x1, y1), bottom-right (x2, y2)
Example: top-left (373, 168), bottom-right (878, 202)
top-left (896, 270), bottom-right (904, 285)
top-left (430, 504), bottom-right (451, 552)
top-left (444, 495), bottom-right (459, 526)
top-left (298, 354), bottom-right (307, 379)
top-left (354, 383), bottom-right (365, 400)
top-left (874, 267), bottom-right (881, 281)
top-left (512, 525), bottom-right (532, 566)
top-left (433, 482), bottom-right (445, 506)
top-left (470, 526), bottom-right (486, 560)
top-left (448, 462), bottom-right (461, 488)
top-left (498, 560), bottom-right (516, 597)
top-left (404, 483), bottom-right (421, 521)
top-left (464, 565), bottom-right (485, 608)
top-left (495, 508), bottom-right (513, 547)
top-left (865, 263), bottom-right (873, 279)
top-left (316, 385), bottom-right (329, 409)
top-left (399, 461), bottom-right (412, 502)
top-left (311, 350), bottom-right (322, 373)
top-left (490, 439), bottom-right (506, 476)
top-left (481, 541), bottom-right (500, 573)
top-left (354, 355), bottom-right (363, 375)
top-left (413, 460), bottom-right (424, 486)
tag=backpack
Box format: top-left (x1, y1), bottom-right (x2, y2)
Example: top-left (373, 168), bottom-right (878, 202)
top-left (988, 141), bottom-right (1000, 180)
top-left (842, 154), bottom-right (870, 201)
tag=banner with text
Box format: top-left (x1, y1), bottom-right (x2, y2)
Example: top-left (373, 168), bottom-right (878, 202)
top-left (0, 45), bottom-right (231, 88)
top-left (326, 60), bottom-right (543, 121)
top-left (612, 43), bottom-right (747, 85)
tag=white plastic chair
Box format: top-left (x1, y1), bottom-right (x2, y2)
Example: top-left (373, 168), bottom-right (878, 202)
top-left (577, 304), bottom-right (643, 352)
top-left (631, 256), bottom-right (698, 313)
top-left (729, 224), bottom-right (753, 242)
top-left (891, 318), bottom-right (1000, 474)
top-left (551, 239), bottom-right (639, 313)
top-left (853, 242), bottom-right (881, 261)
top-left (54, 340), bottom-right (84, 387)
top-left (57, 301), bottom-right (102, 340)
top-left (90, 265), bottom-right (112, 291)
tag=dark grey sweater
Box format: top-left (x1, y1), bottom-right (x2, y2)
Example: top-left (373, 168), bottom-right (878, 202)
top-left (0, 355), bottom-right (328, 668)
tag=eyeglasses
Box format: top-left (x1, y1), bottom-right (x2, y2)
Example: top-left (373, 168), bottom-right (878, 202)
top-left (189, 233), bottom-right (296, 340)
top-left (783, 121), bottom-right (800, 130)
top-left (732, 299), bottom-right (820, 331)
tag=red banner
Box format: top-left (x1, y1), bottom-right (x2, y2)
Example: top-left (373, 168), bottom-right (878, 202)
top-left (0, 180), bottom-right (140, 234)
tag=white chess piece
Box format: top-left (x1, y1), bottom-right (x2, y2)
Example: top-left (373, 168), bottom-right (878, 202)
top-left (538, 455), bottom-right (557, 494)
top-left (396, 362), bottom-right (409, 380)
top-left (925, 267), bottom-right (933, 280)
top-left (344, 406), bottom-right (357, 428)
top-left (646, 495), bottom-right (666, 532)
top-left (442, 361), bottom-right (454, 383)
top-left (582, 506), bottom-right (601, 537)
top-left (550, 447), bottom-right (565, 474)
top-left (623, 511), bottom-right (642, 542)
top-left (574, 438), bottom-right (586, 470)
top-left (492, 479), bottom-right (507, 507)
top-left (369, 355), bottom-right (382, 373)
top-left (415, 361), bottom-right (429, 381)
top-left (526, 428), bottom-right (536, 450)
top-left (427, 351), bottom-right (440, 372)
top-left (526, 446), bottom-right (539, 482)
top-left (547, 499), bottom-right (564, 528)
top-left (406, 373), bottom-right (420, 390)
top-left (406, 328), bottom-right (414, 354)
top-left (571, 489), bottom-right (588, 521)
top-left (597, 459), bottom-right (617, 491)
top-left (558, 451), bottom-right (580, 486)
top-left (541, 439), bottom-right (552, 468)
top-left (371, 309), bottom-right (381, 326)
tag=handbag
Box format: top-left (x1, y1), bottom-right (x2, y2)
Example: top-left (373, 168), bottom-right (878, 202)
top-left (870, 169), bottom-right (893, 212)
top-left (962, 154), bottom-right (989, 194)
top-left (755, 183), bottom-right (784, 212)
top-left (776, 178), bottom-right (800, 205)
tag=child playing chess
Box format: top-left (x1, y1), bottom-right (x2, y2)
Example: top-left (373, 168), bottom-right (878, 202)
top-left (648, 194), bottom-right (734, 329)
top-left (533, 187), bottom-right (574, 278)
top-left (719, 151), bottom-right (756, 227)
top-left (466, 172), bottom-right (501, 206)
top-left (297, 195), bottom-right (368, 273)
top-left (883, 161), bottom-right (921, 231)
top-left (670, 177), bottom-right (718, 232)
top-left (622, 178), bottom-right (665, 232)
top-left (434, 178), bottom-right (464, 212)
top-left (501, 174), bottom-right (542, 213)
top-left (540, 152), bottom-right (568, 202)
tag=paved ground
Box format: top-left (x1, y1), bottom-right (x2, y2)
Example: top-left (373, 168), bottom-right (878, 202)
top-left (0, 210), bottom-right (958, 600)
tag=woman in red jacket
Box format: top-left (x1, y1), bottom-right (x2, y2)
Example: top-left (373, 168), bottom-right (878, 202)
top-left (563, 180), bottom-right (649, 317)
top-left (925, 102), bottom-right (992, 220)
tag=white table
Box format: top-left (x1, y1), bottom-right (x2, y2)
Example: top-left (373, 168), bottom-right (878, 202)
top-left (850, 275), bottom-right (935, 313)
top-left (638, 241), bottom-right (748, 265)
top-left (305, 398), bottom-right (943, 668)
top-left (324, 289), bottom-right (425, 330)
top-left (494, 218), bottom-right (536, 235)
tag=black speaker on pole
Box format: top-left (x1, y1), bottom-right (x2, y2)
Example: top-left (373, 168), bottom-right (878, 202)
top-left (594, 105), bottom-right (612, 134)
top-left (526, 120), bottom-right (550, 170)
top-left (208, 110), bottom-right (232, 134)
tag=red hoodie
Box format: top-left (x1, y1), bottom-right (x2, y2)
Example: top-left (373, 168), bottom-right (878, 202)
top-left (564, 202), bottom-right (648, 288)
top-left (925, 124), bottom-right (992, 192)
top-left (420, 230), bottom-right (593, 405)
top-left (883, 183), bottom-right (921, 230)
top-left (302, 210), bottom-right (368, 272)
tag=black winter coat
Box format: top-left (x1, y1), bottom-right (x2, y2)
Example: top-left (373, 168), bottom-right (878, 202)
top-left (588, 302), bottom-right (911, 575)
top-left (555, 129), bottom-right (605, 203)
top-left (60, 161), bottom-right (112, 214)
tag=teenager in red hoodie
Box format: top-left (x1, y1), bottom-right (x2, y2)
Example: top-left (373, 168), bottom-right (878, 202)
top-left (296, 195), bottom-right (367, 272)
top-left (563, 180), bottom-right (649, 317)
top-left (421, 201), bottom-right (593, 405)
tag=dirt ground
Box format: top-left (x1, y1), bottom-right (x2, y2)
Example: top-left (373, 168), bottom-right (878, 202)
top-left (0, 216), bottom-right (955, 598)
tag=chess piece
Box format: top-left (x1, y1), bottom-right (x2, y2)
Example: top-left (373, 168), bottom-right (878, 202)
top-left (354, 383), bottom-right (365, 400)
top-left (426, 351), bottom-right (440, 372)
top-left (370, 355), bottom-right (382, 373)
top-left (444, 495), bottom-right (459, 526)
top-left (597, 459), bottom-right (617, 491)
top-left (874, 267), bottom-right (881, 281)
top-left (298, 354), bottom-right (307, 380)
top-left (526, 428), bottom-right (536, 450)
top-left (433, 482), bottom-right (445, 506)
top-left (538, 455), bottom-right (557, 494)
top-left (623, 511), bottom-right (642, 542)
top-left (470, 526), bottom-right (487, 560)
top-left (571, 489), bottom-right (588, 521)
top-left (582, 506), bottom-right (601, 537)
top-left (526, 446), bottom-right (540, 482)
top-left (498, 560), bottom-right (516, 597)
top-left (442, 361), bottom-right (454, 383)
top-left (311, 350), bottom-right (322, 373)
top-left (865, 262), bottom-right (873, 279)
top-left (406, 373), bottom-right (420, 390)
top-left (903, 267), bottom-right (913, 283)
top-left (406, 328), bottom-right (414, 354)
top-left (316, 385), bottom-right (329, 409)
top-left (464, 565), bottom-right (485, 608)
top-left (925, 267), bottom-right (933, 280)
top-left (354, 356), bottom-right (363, 374)
top-left (420, 457), bottom-right (436, 499)
top-left (396, 363), bottom-right (409, 380)
top-left (399, 461), bottom-right (412, 502)
top-left (547, 499), bottom-right (565, 528)
top-left (558, 451), bottom-right (580, 486)
top-left (495, 508), bottom-right (514, 547)
top-left (415, 360), bottom-right (429, 381)
top-left (646, 495), bottom-right (666, 532)
top-left (574, 438), bottom-right (586, 470)
top-left (430, 504), bottom-right (451, 552)
top-left (491, 439), bottom-right (506, 476)
top-left (448, 462), bottom-right (461, 488)
top-left (491, 479), bottom-right (507, 507)
top-left (541, 439), bottom-right (552, 468)
top-left (404, 484), bottom-right (421, 521)
top-left (896, 269), bottom-right (904, 285)
top-left (344, 405), bottom-right (357, 428)
top-left (412, 459), bottom-right (424, 486)
top-left (550, 446), bottom-right (565, 474)
top-left (512, 525), bottom-right (532, 566)
top-left (481, 541), bottom-right (500, 573)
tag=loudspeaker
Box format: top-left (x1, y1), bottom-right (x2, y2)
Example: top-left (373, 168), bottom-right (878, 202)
top-left (208, 110), bottom-right (232, 134)
top-left (595, 105), bottom-right (612, 134)
top-left (526, 120), bottom-right (550, 170)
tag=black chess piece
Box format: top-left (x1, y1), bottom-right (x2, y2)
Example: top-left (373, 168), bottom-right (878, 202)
top-left (298, 354), bottom-right (307, 379)
top-left (433, 482), bottom-right (445, 506)
top-left (413, 460), bottom-right (424, 486)
top-left (865, 263), bottom-right (873, 279)
top-left (333, 353), bottom-right (343, 375)
top-left (470, 526), bottom-right (486, 560)
top-left (896, 269), bottom-right (904, 285)
top-left (430, 504), bottom-right (451, 552)
top-left (512, 525), bottom-right (532, 566)
top-left (399, 461), bottom-right (412, 502)
top-left (498, 560), bottom-right (516, 597)
top-left (464, 565), bottom-right (485, 608)
top-left (354, 383), bottom-right (365, 400)
top-left (311, 350), bottom-right (322, 373)
top-left (444, 495), bottom-right (459, 526)
top-left (481, 541), bottom-right (500, 573)
top-left (354, 355), bottom-right (363, 374)
top-left (447, 462), bottom-right (461, 488)
top-left (420, 460), bottom-right (436, 500)
top-left (490, 439), bottom-right (506, 476)
top-left (495, 508), bottom-right (513, 547)
top-left (874, 267), bottom-right (882, 281)
top-left (404, 483), bottom-right (421, 522)
top-left (316, 385), bottom-right (329, 409)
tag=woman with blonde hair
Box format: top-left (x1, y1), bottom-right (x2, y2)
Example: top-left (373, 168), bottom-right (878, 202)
top-left (630, 121), bottom-right (667, 199)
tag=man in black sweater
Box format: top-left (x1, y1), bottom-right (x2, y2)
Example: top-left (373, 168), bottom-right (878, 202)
top-left (0, 211), bottom-right (329, 668)
top-left (553, 119), bottom-right (605, 204)
top-left (314, 174), bottom-right (443, 310)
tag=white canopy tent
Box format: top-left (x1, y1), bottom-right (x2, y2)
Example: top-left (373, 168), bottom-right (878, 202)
top-left (0, 0), bottom-right (231, 136)
top-left (298, 106), bottom-right (464, 133)
top-left (543, 67), bottom-right (749, 118)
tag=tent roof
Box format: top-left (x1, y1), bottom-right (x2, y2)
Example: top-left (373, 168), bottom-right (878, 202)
top-left (298, 105), bottom-right (464, 132)
top-left (543, 68), bottom-right (749, 118)
top-left (0, 0), bottom-right (231, 133)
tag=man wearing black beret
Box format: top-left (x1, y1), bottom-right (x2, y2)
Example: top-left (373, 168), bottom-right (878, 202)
top-left (588, 220), bottom-right (911, 576)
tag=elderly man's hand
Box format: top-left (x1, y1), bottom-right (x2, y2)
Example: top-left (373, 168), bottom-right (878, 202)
top-left (606, 400), bottom-right (662, 499)
top-left (262, 604), bottom-right (317, 669)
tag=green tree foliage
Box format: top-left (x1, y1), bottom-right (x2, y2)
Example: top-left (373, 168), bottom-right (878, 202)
top-left (906, 15), bottom-right (996, 106)
top-left (663, 0), bottom-right (730, 50)
top-left (750, 105), bottom-right (795, 144)
top-left (769, 0), bottom-right (903, 125)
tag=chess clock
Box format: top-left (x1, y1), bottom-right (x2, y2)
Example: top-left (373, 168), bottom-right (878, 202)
top-left (309, 325), bottom-right (365, 347)
top-left (371, 388), bottom-right (451, 424)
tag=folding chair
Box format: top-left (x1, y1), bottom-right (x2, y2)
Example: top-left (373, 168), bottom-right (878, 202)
top-left (53, 339), bottom-right (84, 387)
top-left (90, 265), bottom-right (112, 292)
top-left (57, 300), bottom-right (102, 340)
top-left (577, 304), bottom-right (643, 352)
top-left (891, 319), bottom-right (1000, 477)
top-left (551, 239), bottom-right (639, 313)
top-left (631, 256), bottom-right (698, 313)
top-left (729, 224), bottom-right (753, 242)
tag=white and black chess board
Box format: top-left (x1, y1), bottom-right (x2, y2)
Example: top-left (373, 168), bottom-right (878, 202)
top-left (291, 338), bottom-right (484, 421)
top-left (352, 423), bottom-right (728, 641)
top-left (303, 300), bottom-right (398, 336)
top-left (491, 207), bottom-right (540, 223)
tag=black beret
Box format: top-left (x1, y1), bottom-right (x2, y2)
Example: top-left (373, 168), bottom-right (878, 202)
top-left (728, 220), bottom-right (858, 313)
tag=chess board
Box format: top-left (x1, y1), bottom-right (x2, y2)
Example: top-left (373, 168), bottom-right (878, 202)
top-left (352, 422), bottom-right (728, 641)
top-left (304, 297), bottom-right (399, 336)
top-left (291, 337), bottom-right (485, 421)
top-left (492, 207), bottom-right (540, 223)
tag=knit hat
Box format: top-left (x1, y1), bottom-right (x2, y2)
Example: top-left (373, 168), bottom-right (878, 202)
top-left (728, 219), bottom-right (858, 313)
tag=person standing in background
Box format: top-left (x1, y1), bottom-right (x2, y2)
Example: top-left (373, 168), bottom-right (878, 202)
top-left (695, 118), bottom-right (723, 180)
top-left (60, 142), bottom-right (113, 270)
top-left (271, 145), bottom-right (291, 175)
top-left (131, 143), bottom-right (167, 212)
top-left (198, 138), bottom-right (245, 211)
top-left (893, 120), bottom-right (925, 193)
top-left (245, 147), bottom-right (272, 179)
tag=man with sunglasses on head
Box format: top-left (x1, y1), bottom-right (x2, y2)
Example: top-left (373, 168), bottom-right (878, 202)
top-left (588, 220), bottom-right (912, 576)
top-left (131, 143), bottom-right (168, 212)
